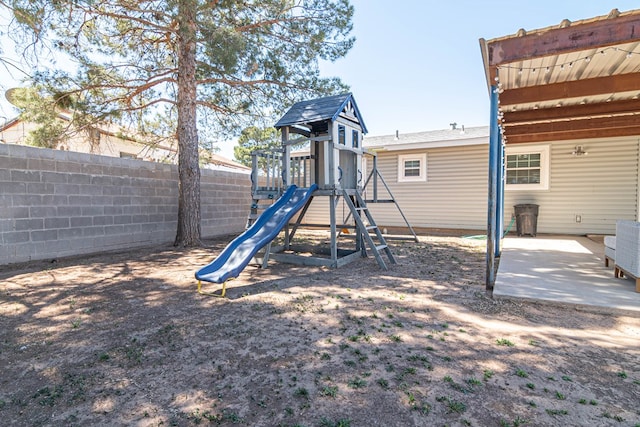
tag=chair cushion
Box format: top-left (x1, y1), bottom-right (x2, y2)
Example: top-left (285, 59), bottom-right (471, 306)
top-left (604, 235), bottom-right (616, 249)
top-left (605, 245), bottom-right (615, 261)
top-left (615, 220), bottom-right (640, 276)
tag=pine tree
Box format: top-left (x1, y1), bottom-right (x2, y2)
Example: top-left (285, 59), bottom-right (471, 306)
top-left (1, 0), bottom-right (354, 246)
top-left (234, 126), bottom-right (280, 171)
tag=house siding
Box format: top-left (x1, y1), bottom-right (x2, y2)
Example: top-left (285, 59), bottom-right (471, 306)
top-left (298, 143), bottom-right (489, 231)
top-left (298, 134), bottom-right (640, 236)
top-left (504, 136), bottom-right (639, 235)
top-left (367, 145), bottom-right (489, 230)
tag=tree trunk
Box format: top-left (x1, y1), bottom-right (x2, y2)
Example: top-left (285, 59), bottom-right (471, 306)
top-left (174, 0), bottom-right (201, 247)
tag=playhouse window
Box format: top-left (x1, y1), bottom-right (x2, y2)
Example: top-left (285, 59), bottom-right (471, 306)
top-left (398, 153), bottom-right (427, 182)
top-left (505, 144), bottom-right (549, 191)
top-left (338, 125), bottom-right (346, 145)
top-left (352, 130), bottom-right (359, 148)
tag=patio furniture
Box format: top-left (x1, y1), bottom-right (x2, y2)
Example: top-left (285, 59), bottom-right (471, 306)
top-left (604, 235), bottom-right (615, 267)
top-left (613, 220), bottom-right (640, 292)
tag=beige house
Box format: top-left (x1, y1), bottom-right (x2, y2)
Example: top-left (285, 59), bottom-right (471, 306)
top-left (1, 111), bottom-right (177, 162)
top-left (298, 121), bottom-right (640, 236)
top-left (499, 135), bottom-right (638, 236)
top-left (480, 8), bottom-right (640, 239)
top-left (0, 111), bottom-right (248, 173)
top-left (362, 125), bottom-right (640, 235)
top-left (295, 125), bottom-right (490, 233)
top-left (361, 125), bottom-right (490, 232)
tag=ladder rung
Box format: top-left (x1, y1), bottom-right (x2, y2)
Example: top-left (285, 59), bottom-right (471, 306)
top-left (375, 244), bottom-right (387, 251)
top-left (364, 199), bottom-right (395, 203)
top-left (366, 225), bottom-right (377, 231)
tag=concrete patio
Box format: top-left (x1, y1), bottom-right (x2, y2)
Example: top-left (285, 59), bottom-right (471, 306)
top-left (494, 235), bottom-right (640, 314)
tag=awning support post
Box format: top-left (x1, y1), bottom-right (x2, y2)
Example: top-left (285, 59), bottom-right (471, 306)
top-left (486, 83), bottom-right (502, 294)
top-left (496, 126), bottom-right (504, 254)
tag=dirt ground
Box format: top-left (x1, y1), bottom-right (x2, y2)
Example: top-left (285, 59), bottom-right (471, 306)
top-left (1, 231), bottom-right (639, 427)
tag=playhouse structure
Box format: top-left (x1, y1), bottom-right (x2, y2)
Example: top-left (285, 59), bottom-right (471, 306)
top-left (196, 93), bottom-right (414, 295)
top-left (253, 93), bottom-right (401, 269)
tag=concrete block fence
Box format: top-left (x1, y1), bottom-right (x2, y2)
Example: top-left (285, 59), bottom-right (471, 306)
top-left (0, 143), bottom-right (251, 265)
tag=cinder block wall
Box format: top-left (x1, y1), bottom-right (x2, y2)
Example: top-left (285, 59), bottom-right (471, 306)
top-left (0, 143), bottom-right (251, 265)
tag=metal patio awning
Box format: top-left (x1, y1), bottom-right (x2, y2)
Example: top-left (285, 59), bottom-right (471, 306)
top-left (479, 8), bottom-right (640, 291)
top-left (480, 8), bottom-right (640, 145)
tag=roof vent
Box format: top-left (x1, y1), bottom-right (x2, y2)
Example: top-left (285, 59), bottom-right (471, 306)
top-left (607, 8), bottom-right (620, 19)
top-left (559, 19), bottom-right (571, 28)
top-left (394, 130), bottom-right (399, 140)
top-left (449, 122), bottom-right (457, 130)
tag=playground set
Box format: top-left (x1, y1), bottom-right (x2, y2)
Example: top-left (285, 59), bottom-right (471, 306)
top-left (196, 93), bottom-right (416, 296)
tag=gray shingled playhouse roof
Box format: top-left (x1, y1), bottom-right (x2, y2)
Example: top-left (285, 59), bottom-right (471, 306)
top-left (274, 93), bottom-right (368, 134)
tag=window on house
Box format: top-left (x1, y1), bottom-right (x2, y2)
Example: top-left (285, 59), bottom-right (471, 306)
top-left (338, 125), bottom-right (345, 145)
top-left (352, 129), bottom-right (359, 148)
top-left (404, 160), bottom-right (421, 176)
top-left (505, 145), bottom-right (549, 190)
top-left (398, 153), bottom-right (427, 182)
top-left (506, 153), bottom-right (540, 184)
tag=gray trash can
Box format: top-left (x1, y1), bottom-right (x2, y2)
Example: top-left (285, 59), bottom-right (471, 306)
top-left (514, 204), bottom-right (539, 237)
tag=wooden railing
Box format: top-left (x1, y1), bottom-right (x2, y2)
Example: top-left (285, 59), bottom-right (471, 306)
top-left (251, 149), bottom-right (314, 195)
top-left (251, 149), bottom-right (283, 194)
top-left (289, 154), bottom-right (313, 188)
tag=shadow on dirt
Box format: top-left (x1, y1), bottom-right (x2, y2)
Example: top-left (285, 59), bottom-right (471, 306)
top-left (1, 233), bottom-right (638, 426)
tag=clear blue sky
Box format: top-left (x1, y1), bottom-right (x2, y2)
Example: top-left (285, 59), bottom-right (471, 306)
top-left (319, 1), bottom-right (640, 138)
top-left (2, 2), bottom-right (639, 158)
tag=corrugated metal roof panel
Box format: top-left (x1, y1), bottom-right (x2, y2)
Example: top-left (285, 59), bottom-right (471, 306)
top-left (481, 9), bottom-right (640, 144)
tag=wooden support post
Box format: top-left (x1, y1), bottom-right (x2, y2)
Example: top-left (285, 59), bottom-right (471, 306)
top-left (282, 127), bottom-right (291, 188)
top-left (330, 191), bottom-right (338, 265)
top-left (284, 223), bottom-right (290, 251)
top-left (354, 193), bottom-right (364, 255)
top-left (372, 155), bottom-right (378, 202)
top-left (328, 123), bottom-right (336, 189)
top-left (251, 153), bottom-right (258, 195)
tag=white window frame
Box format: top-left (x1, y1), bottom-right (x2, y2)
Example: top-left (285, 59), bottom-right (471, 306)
top-left (505, 144), bottom-right (550, 191)
top-left (398, 153), bottom-right (427, 182)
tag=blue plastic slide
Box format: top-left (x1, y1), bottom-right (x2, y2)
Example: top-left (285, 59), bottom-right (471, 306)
top-left (195, 184), bottom-right (318, 284)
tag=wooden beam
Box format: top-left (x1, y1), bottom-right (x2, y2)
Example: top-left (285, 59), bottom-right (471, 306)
top-left (505, 125), bottom-right (640, 144)
top-left (506, 114), bottom-right (640, 134)
top-left (503, 98), bottom-right (640, 123)
top-left (499, 73), bottom-right (640, 105)
top-left (504, 114), bottom-right (640, 143)
top-left (487, 11), bottom-right (640, 65)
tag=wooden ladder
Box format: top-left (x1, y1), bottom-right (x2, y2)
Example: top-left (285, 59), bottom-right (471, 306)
top-left (342, 190), bottom-right (396, 270)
